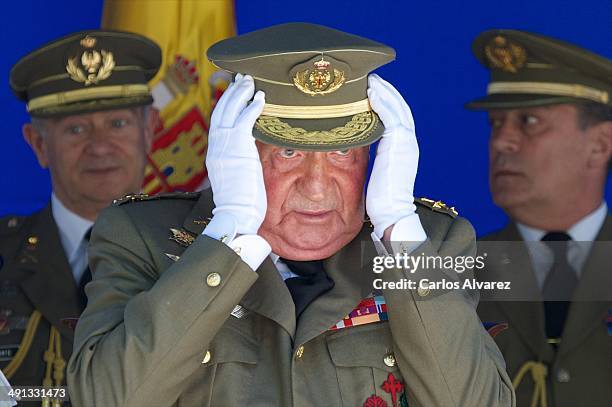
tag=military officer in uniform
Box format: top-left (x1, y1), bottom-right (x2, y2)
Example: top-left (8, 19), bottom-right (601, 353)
top-left (468, 30), bottom-right (612, 406)
top-left (68, 23), bottom-right (514, 406)
top-left (0, 30), bottom-right (161, 394)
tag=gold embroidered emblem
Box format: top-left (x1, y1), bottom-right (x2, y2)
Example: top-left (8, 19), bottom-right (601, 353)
top-left (293, 56), bottom-right (345, 96)
top-left (80, 35), bottom-right (96, 48)
top-left (484, 36), bottom-right (527, 73)
top-left (255, 111), bottom-right (377, 146)
top-left (66, 46), bottom-right (115, 86)
top-left (169, 228), bottom-right (195, 247)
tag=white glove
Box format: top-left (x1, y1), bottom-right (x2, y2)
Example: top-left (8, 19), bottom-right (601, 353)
top-left (205, 74), bottom-right (267, 237)
top-left (366, 74), bottom-right (425, 242)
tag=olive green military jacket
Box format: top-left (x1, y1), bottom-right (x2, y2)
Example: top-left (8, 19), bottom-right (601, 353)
top-left (68, 191), bottom-right (514, 407)
top-left (0, 205), bottom-right (81, 387)
top-left (477, 219), bottom-right (612, 407)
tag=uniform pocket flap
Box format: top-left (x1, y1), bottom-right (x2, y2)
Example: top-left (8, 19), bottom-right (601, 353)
top-left (208, 321), bottom-right (259, 365)
top-left (326, 322), bottom-right (395, 371)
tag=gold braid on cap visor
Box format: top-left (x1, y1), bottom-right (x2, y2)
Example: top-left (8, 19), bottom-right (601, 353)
top-left (487, 81), bottom-right (609, 104)
top-left (26, 84), bottom-right (150, 112)
top-left (261, 98), bottom-right (371, 119)
top-left (255, 111), bottom-right (378, 146)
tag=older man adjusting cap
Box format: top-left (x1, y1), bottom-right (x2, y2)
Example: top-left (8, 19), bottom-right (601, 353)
top-left (68, 23), bottom-right (514, 406)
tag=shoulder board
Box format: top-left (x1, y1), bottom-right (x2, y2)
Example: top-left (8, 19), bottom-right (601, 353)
top-left (0, 215), bottom-right (27, 235)
top-left (113, 191), bottom-right (201, 206)
top-left (415, 197), bottom-right (458, 218)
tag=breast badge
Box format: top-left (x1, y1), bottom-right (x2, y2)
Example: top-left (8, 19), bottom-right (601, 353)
top-left (362, 373), bottom-right (408, 407)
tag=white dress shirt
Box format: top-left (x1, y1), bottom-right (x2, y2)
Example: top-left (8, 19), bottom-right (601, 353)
top-left (269, 253), bottom-right (299, 280)
top-left (517, 202), bottom-right (608, 289)
top-left (51, 193), bottom-right (94, 283)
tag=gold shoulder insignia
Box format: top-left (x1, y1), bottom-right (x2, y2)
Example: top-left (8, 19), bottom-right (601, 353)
top-left (415, 197), bottom-right (458, 218)
top-left (113, 193), bottom-right (150, 206)
top-left (113, 191), bottom-right (201, 206)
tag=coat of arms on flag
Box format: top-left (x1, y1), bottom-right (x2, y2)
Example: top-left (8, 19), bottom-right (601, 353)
top-left (102, 0), bottom-right (236, 194)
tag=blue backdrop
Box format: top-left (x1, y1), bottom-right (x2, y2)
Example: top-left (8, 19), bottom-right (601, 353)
top-left (1, 0), bottom-right (611, 236)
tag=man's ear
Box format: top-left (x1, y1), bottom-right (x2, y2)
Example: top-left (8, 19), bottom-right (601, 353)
top-left (586, 121), bottom-right (612, 170)
top-left (144, 107), bottom-right (160, 152)
top-left (22, 123), bottom-right (49, 168)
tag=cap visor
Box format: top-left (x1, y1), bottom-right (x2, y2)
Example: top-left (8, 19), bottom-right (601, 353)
top-left (253, 111), bottom-right (384, 151)
top-left (465, 93), bottom-right (584, 110)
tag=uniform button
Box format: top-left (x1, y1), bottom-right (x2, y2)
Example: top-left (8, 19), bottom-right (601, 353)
top-left (557, 368), bottom-right (570, 383)
top-left (202, 350), bottom-right (211, 364)
top-left (295, 345), bottom-right (305, 359)
top-left (383, 353), bottom-right (396, 367)
top-left (417, 286), bottom-right (430, 297)
top-left (27, 236), bottom-right (38, 245)
top-left (206, 273), bottom-right (221, 287)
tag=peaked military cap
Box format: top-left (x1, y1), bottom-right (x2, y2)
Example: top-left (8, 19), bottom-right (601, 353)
top-left (10, 30), bottom-right (162, 117)
top-left (207, 22), bottom-right (396, 151)
top-left (466, 29), bottom-right (612, 110)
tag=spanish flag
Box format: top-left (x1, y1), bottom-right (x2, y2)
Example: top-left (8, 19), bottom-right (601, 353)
top-left (102, 0), bottom-right (235, 194)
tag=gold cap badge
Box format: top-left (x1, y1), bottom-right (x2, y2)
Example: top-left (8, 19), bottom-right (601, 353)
top-left (66, 38), bottom-right (115, 86)
top-left (485, 36), bottom-right (527, 73)
top-left (293, 56), bottom-right (345, 96)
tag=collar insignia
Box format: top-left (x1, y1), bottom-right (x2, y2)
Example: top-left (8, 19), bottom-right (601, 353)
top-left (169, 228), bottom-right (195, 247)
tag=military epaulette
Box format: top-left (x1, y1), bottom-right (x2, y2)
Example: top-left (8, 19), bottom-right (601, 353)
top-left (0, 215), bottom-right (27, 235)
top-left (112, 191), bottom-right (201, 206)
top-left (415, 197), bottom-right (458, 218)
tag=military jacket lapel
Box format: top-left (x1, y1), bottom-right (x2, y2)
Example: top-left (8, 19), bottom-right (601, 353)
top-left (484, 223), bottom-right (549, 357)
top-left (241, 257), bottom-right (296, 338)
top-left (560, 215), bottom-right (612, 355)
top-left (16, 205), bottom-right (81, 340)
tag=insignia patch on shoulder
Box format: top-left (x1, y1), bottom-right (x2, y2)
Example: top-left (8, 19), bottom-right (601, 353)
top-left (0, 215), bottom-right (26, 235)
top-left (113, 191), bottom-right (201, 206)
top-left (415, 197), bottom-right (458, 218)
top-left (483, 321), bottom-right (509, 338)
top-left (112, 193), bottom-right (151, 205)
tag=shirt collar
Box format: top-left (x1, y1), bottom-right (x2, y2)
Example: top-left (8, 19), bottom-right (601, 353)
top-left (269, 253), bottom-right (280, 264)
top-left (517, 201), bottom-right (608, 242)
top-left (51, 193), bottom-right (94, 263)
